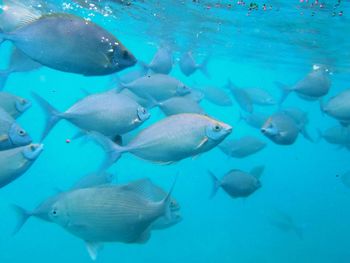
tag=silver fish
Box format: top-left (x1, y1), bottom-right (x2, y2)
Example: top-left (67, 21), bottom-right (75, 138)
top-left (0, 107), bottom-right (32, 150)
top-left (0, 143), bottom-right (43, 188)
top-left (225, 80), bottom-right (253, 113)
top-left (322, 89), bottom-right (350, 123)
top-left (120, 73), bottom-right (191, 102)
top-left (201, 86), bottom-right (233, 107)
top-left (179, 52), bottom-right (209, 77)
top-left (276, 66), bottom-right (331, 103)
top-left (0, 13), bottom-right (136, 75)
top-left (158, 96), bottom-right (205, 116)
top-left (239, 111), bottom-right (269, 129)
top-left (0, 91), bottom-right (32, 118)
top-left (219, 136), bottom-right (266, 158)
top-left (208, 166), bottom-right (264, 199)
top-left (243, 88), bottom-right (276, 106)
top-left (33, 91), bottom-right (150, 141)
top-left (0, 47), bottom-right (42, 90)
top-left (92, 113), bottom-right (232, 166)
top-left (48, 185), bottom-right (173, 260)
top-left (71, 172), bottom-right (114, 190)
top-left (261, 112), bottom-right (300, 145)
top-left (146, 47), bottom-right (173, 74)
top-left (318, 125), bottom-right (350, 146)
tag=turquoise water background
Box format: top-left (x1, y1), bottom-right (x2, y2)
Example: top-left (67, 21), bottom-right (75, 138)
top-left (0, 0), bottom-right (350, 262)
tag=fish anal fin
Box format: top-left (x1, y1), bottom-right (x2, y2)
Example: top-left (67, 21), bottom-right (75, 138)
top-left (135, 230), bottom-right (151, 244)
top-left (85, 241), bottom-right (103, 261)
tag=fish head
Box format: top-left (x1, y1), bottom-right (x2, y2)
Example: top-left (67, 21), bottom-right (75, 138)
top-left (206, 119), bottom-right (232, 141)
top-left (261, 117), bottom-right (279, 137)
top-left (49, 200), bottom-right (69, 226)
top-left (33, 194), bottom-right (61, 222)
top-left (9, 123), bottom-right (32, 147)
top-left (169, 199), bottom-right (181, 211)
top-left (15, 98), bottom-right (32, 113)
top-left (136, 106), bottom-right (151, 123)
top-left (22, 144), bottom-right (44, 161)
top-left (111, 45), bottom-right (137, 71)
top-left (176, 83), bottom-right (191, 96)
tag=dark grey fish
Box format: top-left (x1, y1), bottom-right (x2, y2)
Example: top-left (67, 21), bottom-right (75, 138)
top-left (219, 136), bottom-right (266, 158)
top-left (276, 66), bottom-right (331, 103)
top-left (282, 107), bottom-right (313, 142)
top-left (0, 13), bottom-right (136, 75)
top-left (179, 52), bottom-right (209, 77)
top-left (33, 91), bottom-right (150, 141)
top-left (208, 166), bottom-right (264, 199)
top-left (0, 107), bottom-right (32, 150)
top-left (261, 112), bottom-right (300, 145)
top-left (0, 143), bottom-right (43, 188)
top-left (0, 91), bottom-right (31, 118)
top-left (269, 209), bottom-right (304, 239)
top-left (92, 113), bottom-right (232, 167)
top-left (158, 96), bottom-right (205, 116)
top-left (318, 125), bottom-right (350, 146)
top-left (321, 89), bottom-right (350, 123)
top-left (244, 88), bottom-right (276, 106)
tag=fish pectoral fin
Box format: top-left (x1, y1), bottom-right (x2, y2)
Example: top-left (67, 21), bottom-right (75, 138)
top-left (195, 137), bottom-right (208, 150)
top-left (0, 134), bottom-right (9, 142)
top-left (85, 241), bottom-right (103, 261)
top-left (135, 230), bottom-right (151, 244)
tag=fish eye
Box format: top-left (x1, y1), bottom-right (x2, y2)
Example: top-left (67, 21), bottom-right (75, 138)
top-left (21, 99), bottom-right (27, 105)
top-left (51, 208), bottom-right (58, 217)
top-left (213, 124), bottom-right (222, 132)
top-left (17, 129), bottom-right (26, 136)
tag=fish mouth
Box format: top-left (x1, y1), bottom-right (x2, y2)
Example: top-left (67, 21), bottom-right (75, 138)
top-left (23, 144), bottom-right (44, 160)
top-left (16, 100), bottom-right (32, 113)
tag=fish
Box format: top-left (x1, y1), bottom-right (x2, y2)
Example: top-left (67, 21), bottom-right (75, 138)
top-left (119, 89), bottom-right (154, 109)
top-left (318, 125), bottom-right (350, 147)
top-left (0, 13), bottom-right (137, 76)
top-left (243, 88), bottom-right (276, 106)
top-left (219, 136), bottom-right (266, 158)
top-left (321, 89), bottom-right (350, 124)
top-left (119, 74), bottom-right (191, 102)
top-left (179, 52), bottom-right (209, 77)
top-left (269, 209), bottom-right (304, 239)
top-left (225, 79), bottom-right (253, 113)
top-left (261, 112), bottom-right (301, 145)
top-left (13, 171), bottom-right (114, 233)
top-left (157, 96), bottom-right (205, 116)
top-left (208, 166), bottom-right (264, 199)
top-left (239, 111), bottom-right (269, 129)
top-left (92, 113), bottom-right (232, 167)
top-left (0, 91), bottom-right (32, 118)
top-left (32, 91), bottom-right (150, 141)
top-left (0, 47), bottom-right (42, 90)
top-left (275, 66), bottom-right (331, 103)
top-left (201, 86), bottom-right (233, 107)
top-left (145, 47), bottom-right (173, 74)
top-left (0, 143), bottom-right (43, 188)
top-left (0, 107), bottom-right (32, 150)
top-left (47, 184), bottom-right (174, 260)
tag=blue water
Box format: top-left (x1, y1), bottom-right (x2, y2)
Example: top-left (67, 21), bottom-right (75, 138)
top-left (0, 0), bottom-right (350, 262)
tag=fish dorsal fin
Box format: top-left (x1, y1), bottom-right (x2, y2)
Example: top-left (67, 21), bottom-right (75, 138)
top-left (85, 241), bottom-right (103, 261)
top-left (250, 165), bottom-right (265, 178)
top-left (0, 0), bottom-right (42, 31)
top-left (120, 179), bottom-right (158, 201)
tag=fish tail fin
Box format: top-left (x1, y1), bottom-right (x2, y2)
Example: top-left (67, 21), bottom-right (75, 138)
top-left (208, 170), bottom-right (221, 198)
top-left (250, 165), bottom-right (265, 178)
top-left (138, 60), bottom-right (150, 73)
top-left (0, 70), bottom-right (9, 90)
top-left (160, 174), bottom-right (178, 220)
top-left (12, 204), bottom-right (30, 235)
top-left (224, 78), bottom-right (234, 92)
top-left (31, 92), bottom-right (62, 141)
top-left (89, 132), bottom-right (125, 170)
top-left (199, 55), bottom-right (210, 78)
top-left (274, 81), bottom-right (291, 105)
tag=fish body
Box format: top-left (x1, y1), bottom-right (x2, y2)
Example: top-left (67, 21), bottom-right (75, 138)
top-left (219, 136), bottom-right (266, 158)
